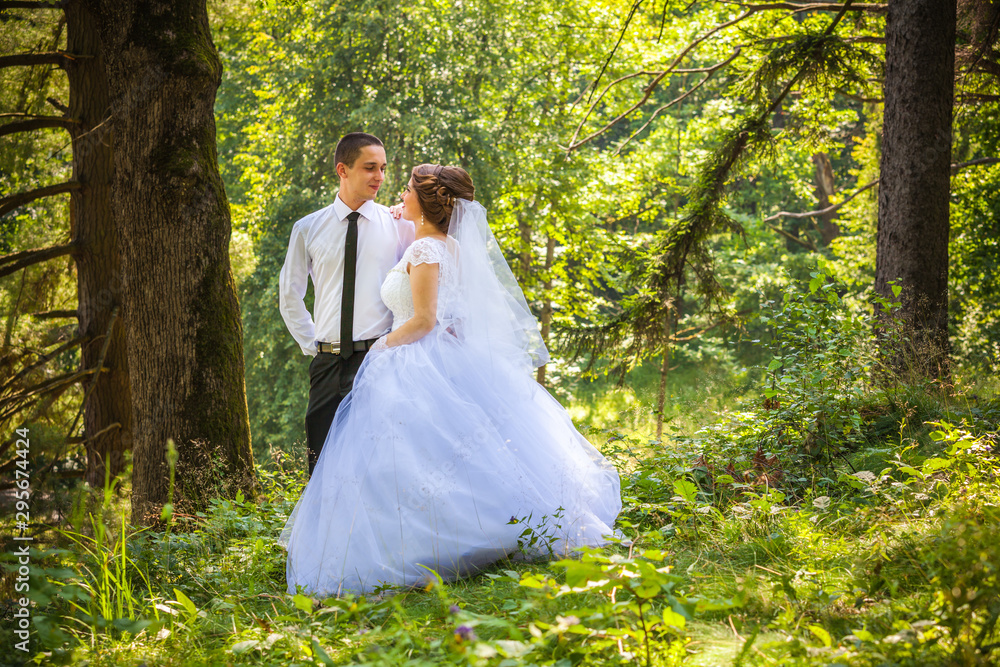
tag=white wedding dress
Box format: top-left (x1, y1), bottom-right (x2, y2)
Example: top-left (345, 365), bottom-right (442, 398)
top-left (280, 232), bottom-right (621, 596)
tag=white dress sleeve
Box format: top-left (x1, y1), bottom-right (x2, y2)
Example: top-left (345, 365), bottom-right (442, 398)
top-left (407, 238), bottom-right (448, 267)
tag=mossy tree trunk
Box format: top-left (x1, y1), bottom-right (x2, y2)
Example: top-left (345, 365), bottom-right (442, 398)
top-left (875, 0), bottom-right (956, 378)
top-left (85, 0), bottom-right (257, 523)
top-left (65, 0), bottom-right (133, 489)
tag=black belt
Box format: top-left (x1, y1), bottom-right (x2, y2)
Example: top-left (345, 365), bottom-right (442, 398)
top-left (317, 338), bottom-right (379, 355)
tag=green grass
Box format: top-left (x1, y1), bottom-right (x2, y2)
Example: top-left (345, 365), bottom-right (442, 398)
top-left (3, 373), bottom-right (1000, 667)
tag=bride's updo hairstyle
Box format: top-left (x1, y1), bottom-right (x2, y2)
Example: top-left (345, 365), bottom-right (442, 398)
top-left (411, 164), bottom-right (475, 233)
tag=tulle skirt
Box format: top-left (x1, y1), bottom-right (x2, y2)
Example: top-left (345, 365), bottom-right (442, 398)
top-left (279, 327), bottom-right (622, 596)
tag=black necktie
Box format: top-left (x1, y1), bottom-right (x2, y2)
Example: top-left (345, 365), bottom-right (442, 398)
top-left (340, 211), bottom-right (360, 359)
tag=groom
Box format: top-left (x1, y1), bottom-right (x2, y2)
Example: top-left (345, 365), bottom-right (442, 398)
top-left (279, 132), bottom-right (414, 475)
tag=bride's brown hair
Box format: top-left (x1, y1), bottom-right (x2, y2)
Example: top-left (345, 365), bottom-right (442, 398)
top-left (411, 164), bottom-right (475, 233)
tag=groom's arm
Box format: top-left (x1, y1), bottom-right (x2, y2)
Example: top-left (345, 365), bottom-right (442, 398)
top-left (279, 221), bottom-right (318, 356)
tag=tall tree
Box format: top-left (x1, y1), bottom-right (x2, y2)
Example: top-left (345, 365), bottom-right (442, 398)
top-left (86, 0), bottom-right (256, 523)
top-left (0, 0), bottom-right (132, 488)
top-left (64, 0), bottom-right (132, 487)
top-left (874, 0), bottom-right (956, 377)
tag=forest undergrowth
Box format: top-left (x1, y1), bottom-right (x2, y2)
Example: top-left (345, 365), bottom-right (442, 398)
top-left (3, 278), bottom-right (1000, 667)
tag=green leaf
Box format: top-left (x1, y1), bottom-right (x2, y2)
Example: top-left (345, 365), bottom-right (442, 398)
top-left (310, 639), bottom-right (337, 666)
top-left (292, 593), bottom-right (314, 613)
top-left (231, 639), bottom-right (260, 654)
top-left (922, 457), bottom-right (951, 472)
top-left (808, 274), bottom-right (824, 293)
top-left (809, 624), bottom-right (832, 647)
top-left (673, 479), bottom-right (697, 503)
top-left (635, 582), bottom-right (661, 599)
top-left (662, 607), bottom-right (687, 629)
top-left (173, 588), bottom-right (197, 618)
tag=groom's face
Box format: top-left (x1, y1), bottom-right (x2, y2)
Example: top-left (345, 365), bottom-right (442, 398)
top-left (339, 145), bottom-right (387, 204)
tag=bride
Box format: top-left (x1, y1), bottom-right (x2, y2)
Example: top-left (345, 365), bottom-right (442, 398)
top-left (280, 164), bottom-right (621, 596)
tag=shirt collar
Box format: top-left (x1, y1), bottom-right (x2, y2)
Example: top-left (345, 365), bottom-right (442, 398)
top-left (333, 194), bottom-right (377, 223)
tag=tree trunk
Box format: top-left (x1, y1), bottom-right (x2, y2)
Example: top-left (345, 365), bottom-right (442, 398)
top-left (811, 152), bottom-right (840, 246)
top-left (535, 234), bottom-right (556, 386)
top-left (875, 0), bottom-right (956, 378)
top-left (87, 0), bottom-right (257, 523)
top-left (65, 0), bottom-right (133, 489)
top-left (656, 346), bottom-right (669, 440)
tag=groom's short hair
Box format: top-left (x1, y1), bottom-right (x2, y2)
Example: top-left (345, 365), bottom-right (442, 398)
top-left (335, 133), bottom-right (384, 170)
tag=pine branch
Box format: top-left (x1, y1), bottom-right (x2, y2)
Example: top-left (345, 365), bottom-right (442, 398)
top-left (0, 242), bottom-right (77, 278)
top-left (765, 178), bottom-right (877, 222)
top-left (0, 116), bottom-right (77, 138)
top-left (614, 48), bottom-right (743, 155)
top-left (568, 6), bottom-right (763, 152)
top-left (0, 181), bottom-right (81, 219)
top-left (66, 422), bottom-right (121, 446)
top-left (763, 158), bottom-right (999, 225)
top-left (562, 2), bottom-right (859, 367)
top-left (0, 367), bottom-right (98, 420)
top-left (951, 157), bottom-right (1000, 172)
top-left (768, 224), bottom-right (819, 251)
top-left (567, 0), bottom-right (877, 152)
top-left (0, 112), bottom-right (56, 119)
top-left (834, 87), bottom-right (883, 103)
top-left (0, 51), bottom-right (85, 70)
top-left (0, 1), bottom-right (67, 8)
top-left (46, 97), bottom-right (69, 114)
top-left (4, 333), bottom-right (87, 390)
top-left (716, 1), bottom-right (885, 13)
top-left (582, 0), bottom-right (644, 107)
top-left (30, 309), bottom-right (77, 320)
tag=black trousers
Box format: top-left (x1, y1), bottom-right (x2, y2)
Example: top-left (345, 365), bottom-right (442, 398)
top-left (305, 350), bottom-right (368, 475)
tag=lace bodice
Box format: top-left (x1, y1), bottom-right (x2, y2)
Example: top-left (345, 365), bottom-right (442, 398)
top-left (380, 237), bottom-right (459, 331)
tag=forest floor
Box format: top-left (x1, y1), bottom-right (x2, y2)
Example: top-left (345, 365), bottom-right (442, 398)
top-left (2, 378), bottom-right (1000, 667)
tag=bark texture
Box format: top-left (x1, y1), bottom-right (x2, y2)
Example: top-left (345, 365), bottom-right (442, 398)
top-left (65, 0), bottom-right (133, 488)
top-left (875, 0), bottom-right (956, 377)
top-left (811, 152), bottom-right (840, 246)
top-left (86, 0), bottom-right (256, 523)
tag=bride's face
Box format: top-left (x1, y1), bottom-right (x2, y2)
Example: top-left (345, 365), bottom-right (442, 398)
top-left (401, 177), bottom-right (423, 223)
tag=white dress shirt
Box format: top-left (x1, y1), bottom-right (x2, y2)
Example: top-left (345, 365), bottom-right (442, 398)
top-left (279, 196), bottom-right (415, 356)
